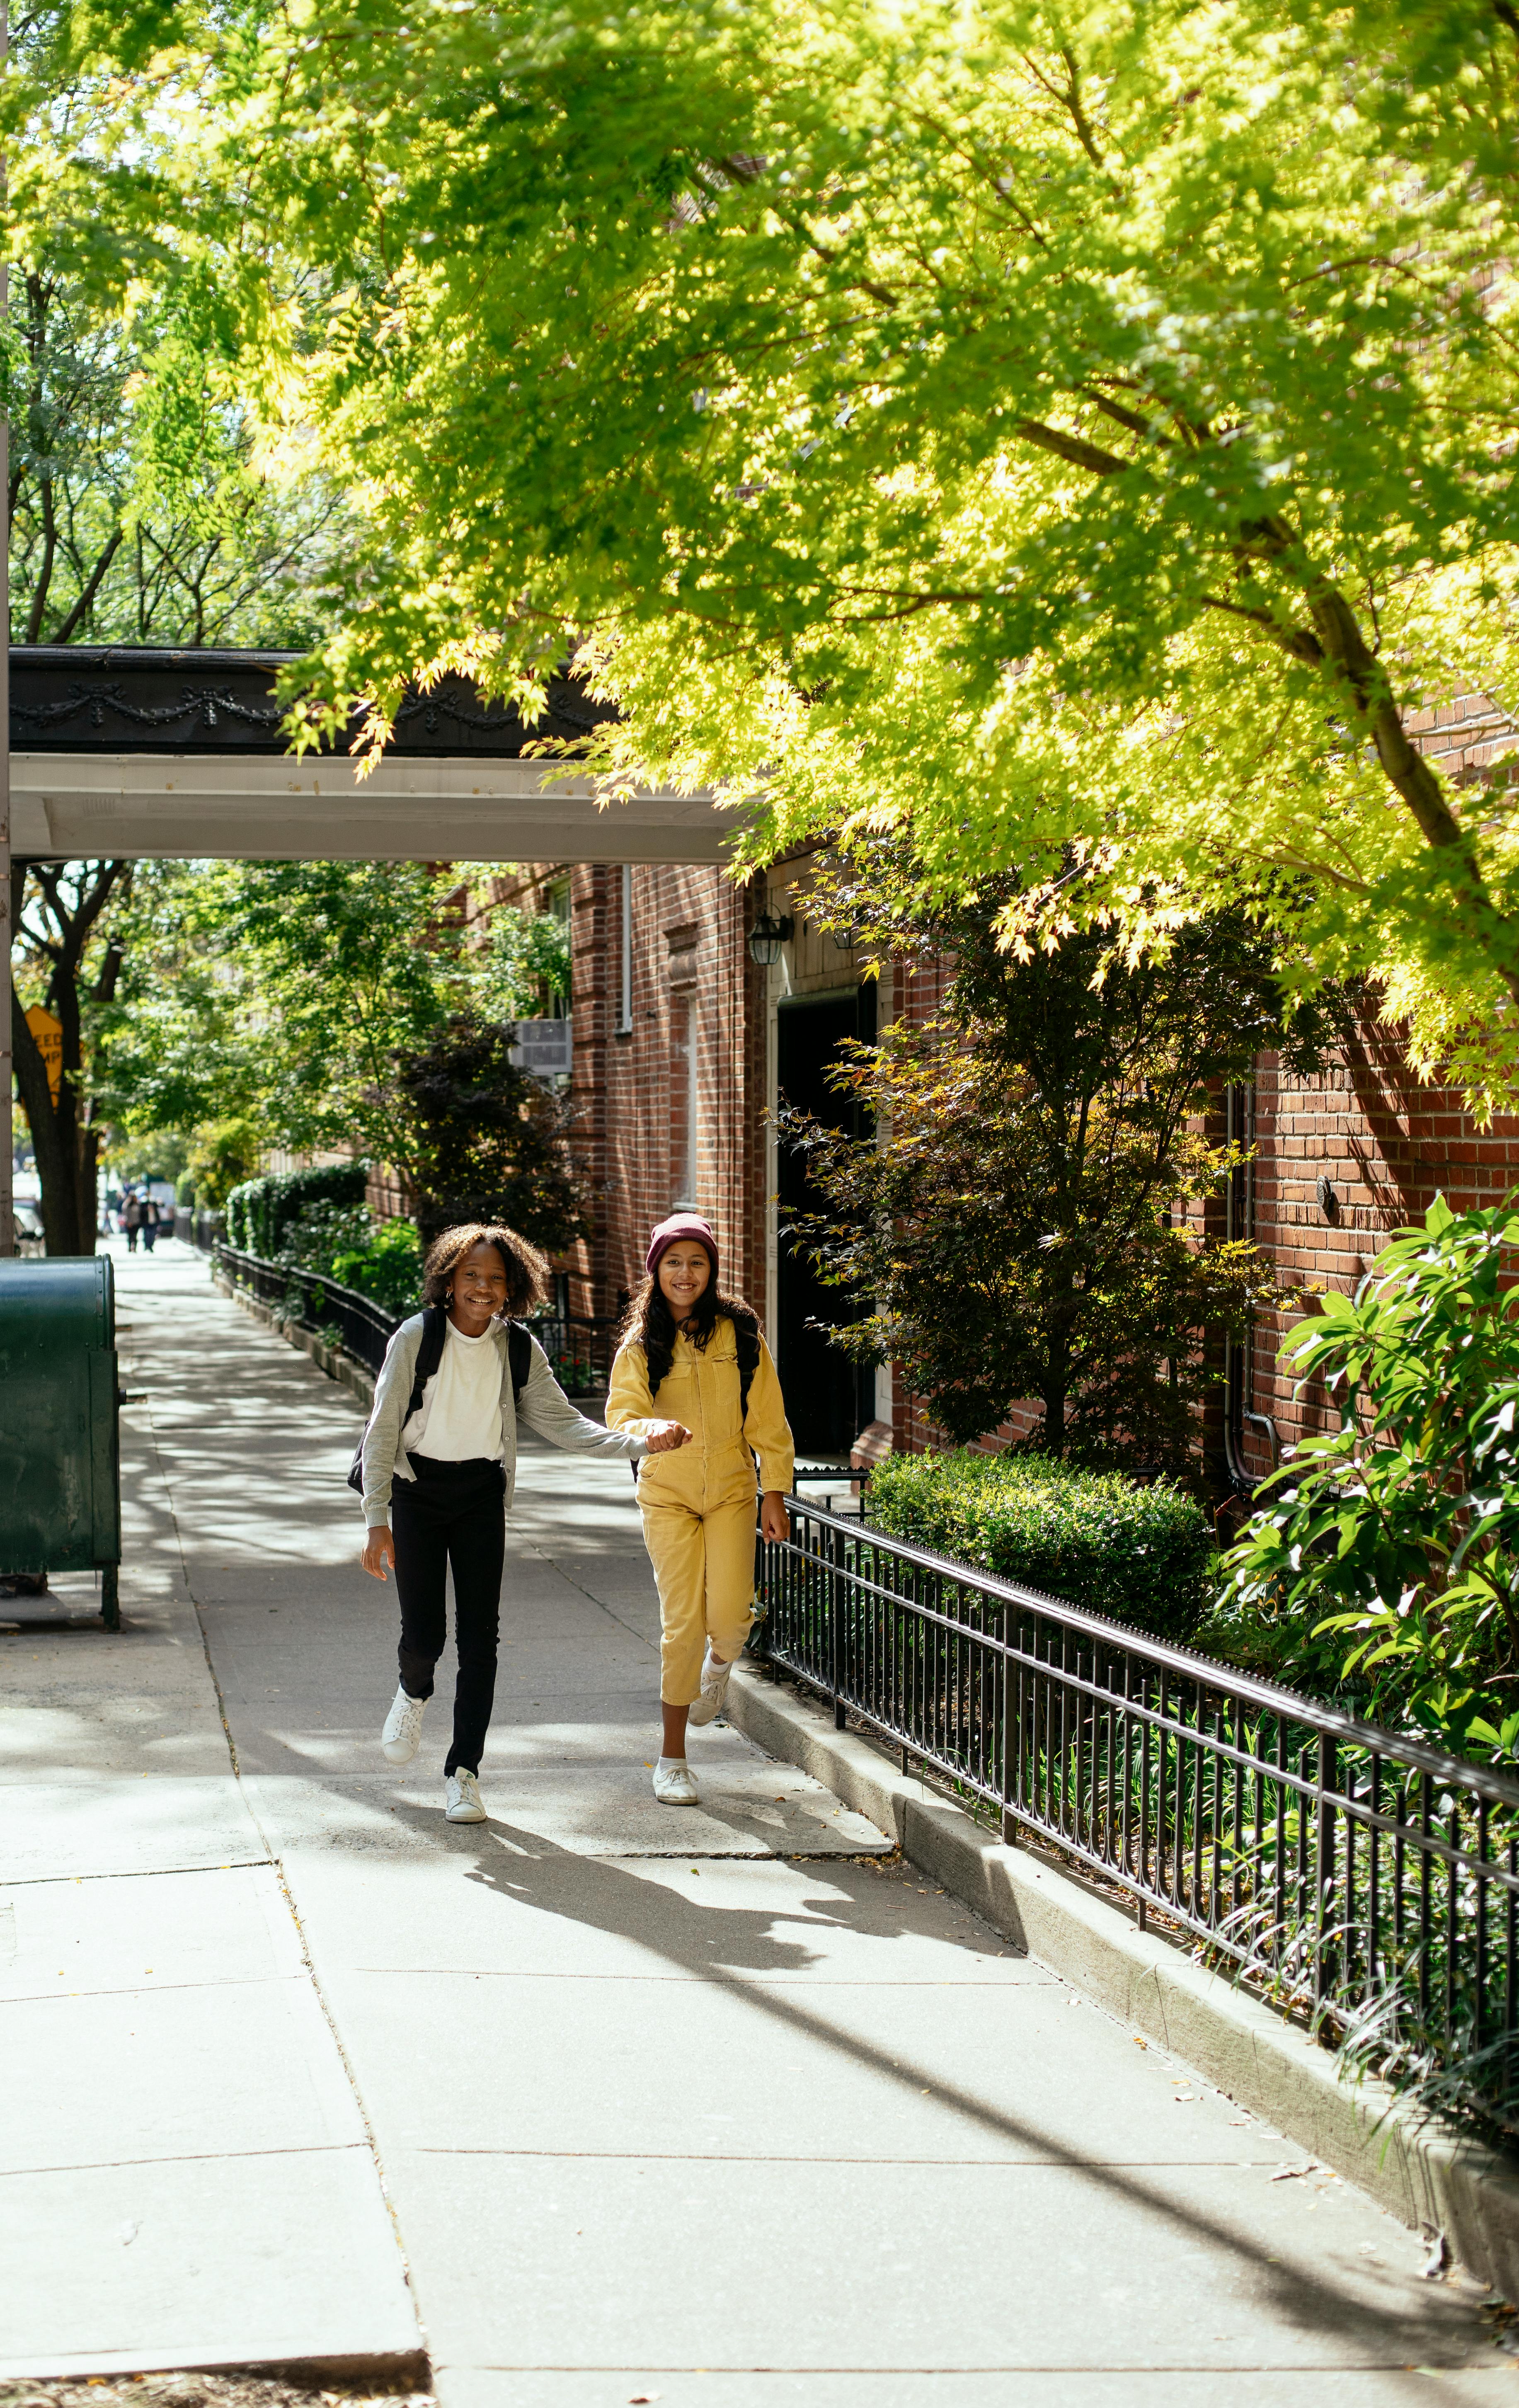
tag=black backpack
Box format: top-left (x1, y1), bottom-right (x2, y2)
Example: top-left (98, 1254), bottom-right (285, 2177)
top-left (347, 1308), bottom-right (533, 1494)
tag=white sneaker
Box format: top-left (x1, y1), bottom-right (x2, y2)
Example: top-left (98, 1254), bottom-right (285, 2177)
top-left (382, 1685), bottom-right (427, 1765)
top-left (686, 1646), bottom-right (733, 1728)
top-left (446, 1769), bottom-right (487, 1823)
top-left (652, 1757), bottom-right (700, 1805)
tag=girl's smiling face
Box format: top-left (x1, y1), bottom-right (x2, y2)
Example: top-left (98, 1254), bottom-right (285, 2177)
top-left (657, 1239), bottom-right (712, 1321)
top-left (449, 1239), bottom-right (511, 1333)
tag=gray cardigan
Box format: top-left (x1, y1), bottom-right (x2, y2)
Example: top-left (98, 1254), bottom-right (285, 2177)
top-left (359, 1312), bottom-right (646, 1527)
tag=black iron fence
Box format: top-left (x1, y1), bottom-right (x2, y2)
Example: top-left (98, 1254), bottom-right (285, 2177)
top-left (213, 1242), bottom-right (619, 1392)
top-left (174, 1208), bottom-right (224, 1254)
top-left (756, 1495), bottom-right (1519, 2126)
top-left (216, 1241), bottom-right (400, 1376)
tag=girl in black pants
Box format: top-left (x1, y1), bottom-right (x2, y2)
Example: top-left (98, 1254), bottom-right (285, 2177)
top-left (358, 1222), bottom-right (687, 1823)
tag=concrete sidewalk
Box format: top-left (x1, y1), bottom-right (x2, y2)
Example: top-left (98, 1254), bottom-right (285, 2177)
top-left (3, 1242), bottom-right (1517, 2405)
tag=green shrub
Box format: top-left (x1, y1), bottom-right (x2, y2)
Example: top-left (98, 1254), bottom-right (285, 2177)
top-left (1218, 1193), bottom-right (1519, 1763)
top-left (225, 1162), bottom-right (369, 1255)
top-left (330, 1216), bottom-right (423, 1316)
top-left (275, 1201), bottom-right (423, 1317)
top-left (865, 1447), bottom-right (1215, 1645)
top-left (186, 1117), bottom-right (263, 1211)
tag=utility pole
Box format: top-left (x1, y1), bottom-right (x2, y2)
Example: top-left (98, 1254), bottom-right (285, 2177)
top-left (0, 0), bottom-right (12, 1261)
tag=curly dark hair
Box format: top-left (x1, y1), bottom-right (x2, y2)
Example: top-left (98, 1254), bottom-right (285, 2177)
top-left (618, 1262), bottom-right (761, 1397)
top-left (421, 1222), bottom-right (551, 1319)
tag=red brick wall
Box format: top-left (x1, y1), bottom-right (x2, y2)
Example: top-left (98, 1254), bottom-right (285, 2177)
top-left (1228, 1011), bottom-right (1519, 1480)
top-left (471, 861), bottom-right (770, 1328)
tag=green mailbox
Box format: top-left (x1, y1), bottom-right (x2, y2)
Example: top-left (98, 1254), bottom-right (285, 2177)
top-left (0, 1256), bottom-right (123, 1627)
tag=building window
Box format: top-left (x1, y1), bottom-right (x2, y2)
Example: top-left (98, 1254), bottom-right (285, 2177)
top-left (618, 864), bottom-right (633, 1035)
top-left (670, 989), bottom-right (698, 1207)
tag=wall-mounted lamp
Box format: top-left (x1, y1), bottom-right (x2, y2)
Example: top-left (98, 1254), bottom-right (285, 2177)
top-left (747, 910), bottom-right (794, 968)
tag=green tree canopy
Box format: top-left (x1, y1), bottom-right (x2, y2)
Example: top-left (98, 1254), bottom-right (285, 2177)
top-left (1, 0), bottom-right (360, 647)
top-left (92, 859), bottom-right (580, 1211)
top-left (166, 0), bottom-right (1519, 1107)
top-left (95, 858), bottom-right (461, 1173)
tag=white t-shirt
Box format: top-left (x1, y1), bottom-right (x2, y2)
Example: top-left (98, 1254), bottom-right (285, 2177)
top-left (404, 1321), bottom-right (504, 1463)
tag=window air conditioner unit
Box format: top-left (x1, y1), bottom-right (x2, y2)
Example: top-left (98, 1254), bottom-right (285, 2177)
top-left (510, 1017), bottom-right (574, 1078)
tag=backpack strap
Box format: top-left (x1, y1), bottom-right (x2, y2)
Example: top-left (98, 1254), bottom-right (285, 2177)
top-left (402, 1304), bottom-right (449, 1424)
top-left (506, 1319), bottom-right (532, 1407)
top-left (735, 1319), bottom-right (761, 1428)
top-left (346, 1304), bottom-right (448, 1495)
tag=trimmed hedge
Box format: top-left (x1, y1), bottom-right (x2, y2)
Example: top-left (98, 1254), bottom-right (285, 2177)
top-left (225, 1162), bottom-right (369, 1257)
top-left (865, 1448), bottom-right (1215, 1646)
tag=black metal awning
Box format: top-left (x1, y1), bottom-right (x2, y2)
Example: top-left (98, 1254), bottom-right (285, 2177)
top-left (7, 646), bottom-right (737, 863)
top-left (10, 645), bottom-right (611, 759)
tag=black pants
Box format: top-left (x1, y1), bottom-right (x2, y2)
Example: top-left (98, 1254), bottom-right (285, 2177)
top-left (392, 1454), bottom-right (506, 1776)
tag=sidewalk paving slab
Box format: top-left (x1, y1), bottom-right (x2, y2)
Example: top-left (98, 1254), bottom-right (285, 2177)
top-left (7, 1244), bottom-right (1518, 2406)
top-left (0, 1262), bottom-right (422, 2381)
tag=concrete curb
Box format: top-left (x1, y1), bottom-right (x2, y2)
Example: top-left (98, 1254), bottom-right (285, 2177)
top-left (727, 1658), bottom-right (1519, 2302)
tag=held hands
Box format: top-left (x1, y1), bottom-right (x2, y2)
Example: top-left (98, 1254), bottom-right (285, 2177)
top-left (361, 1526), bottom-right (396, 1581)
top-left (643, 1420), bottom-right (693, 1454)
top-left (760, 1491), bottom-right (791, 1545)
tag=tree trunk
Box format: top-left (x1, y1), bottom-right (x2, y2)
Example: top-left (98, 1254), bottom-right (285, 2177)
top-left (8, 858), bottom-right (123, 1256)
top-left (12, 993), bottom-right (90, 1251)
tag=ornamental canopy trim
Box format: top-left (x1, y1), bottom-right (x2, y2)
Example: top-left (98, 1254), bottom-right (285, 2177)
top-left (8, 646), bottom-right (737, 864)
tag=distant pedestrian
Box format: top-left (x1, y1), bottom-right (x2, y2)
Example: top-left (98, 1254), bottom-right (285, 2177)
top-left (607, 1215), bottom-right (794, 1805)
top-left (123, 1193), bottom-right (142, 1253)
top-left (141, 1196), bottom-right (160, 1254)
top-left (357, 1222), bottom-right (688, 1824)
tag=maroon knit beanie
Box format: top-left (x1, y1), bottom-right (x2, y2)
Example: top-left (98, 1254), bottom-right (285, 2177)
top-left (645, 1214), bottom-right (719, 1281)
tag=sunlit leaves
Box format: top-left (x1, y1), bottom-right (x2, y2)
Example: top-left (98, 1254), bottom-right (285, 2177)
top-left (1219, 1193), bottom-right (1519, 1759)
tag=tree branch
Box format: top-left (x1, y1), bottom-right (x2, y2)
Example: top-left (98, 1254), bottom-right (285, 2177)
top-left (1013, 417), bottom-right (1131, 475)
top-left (49, 527), bottom-right (124, 644)
top-left (24, 476), bottom-right (58, 645)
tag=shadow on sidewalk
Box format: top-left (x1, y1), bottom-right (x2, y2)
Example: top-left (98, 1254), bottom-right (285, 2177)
top-left (379, 1803), bottom-right (1481, 2373)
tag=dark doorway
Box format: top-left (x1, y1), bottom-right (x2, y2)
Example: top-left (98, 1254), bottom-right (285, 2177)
top-left (776, 983), bottom-right (877, 1456)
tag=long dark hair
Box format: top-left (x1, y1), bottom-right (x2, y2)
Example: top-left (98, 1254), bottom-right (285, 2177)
top-left (619, 1268), bottom-right (761, 1396)
top-left (421, 1222), bottom-right (550, 1318)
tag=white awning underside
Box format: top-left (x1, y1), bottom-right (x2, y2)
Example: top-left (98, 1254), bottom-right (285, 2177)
top-left (12, 753), bottom-right (740, 864)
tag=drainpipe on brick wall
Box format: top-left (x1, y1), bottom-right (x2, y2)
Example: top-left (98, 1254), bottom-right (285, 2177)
top-left (1222, 1080), bottom-right (1281, 1491)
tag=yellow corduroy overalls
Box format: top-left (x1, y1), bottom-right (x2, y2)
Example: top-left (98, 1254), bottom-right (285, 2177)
top-left (607, 1319), bottom-right (795, 1706)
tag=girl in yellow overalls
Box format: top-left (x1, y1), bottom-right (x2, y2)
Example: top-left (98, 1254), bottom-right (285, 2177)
top-left (607, 1215), bottom-right (794, 1804)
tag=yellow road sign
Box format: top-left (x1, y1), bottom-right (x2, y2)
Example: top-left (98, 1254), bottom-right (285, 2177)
top-left (25, 1007), bottom-right (63, 1103)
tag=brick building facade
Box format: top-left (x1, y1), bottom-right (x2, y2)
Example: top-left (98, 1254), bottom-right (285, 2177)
top-left (462, 822), bottom-right (1519, 1483)
top-left (472, 850), bottom-right (891, 1457)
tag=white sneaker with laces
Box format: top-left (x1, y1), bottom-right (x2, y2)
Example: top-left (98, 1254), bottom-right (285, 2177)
top-left (652, 1756), bottom-right (700, 1805)
top-left (382, 1685), bottom-right (427, 1765)
top-left (686, 1646), bottom-right (733, 1728)
top-left (445, 1769), bottom-right (486, 1823)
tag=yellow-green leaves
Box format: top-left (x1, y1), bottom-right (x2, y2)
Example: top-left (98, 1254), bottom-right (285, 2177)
top-left (84, 0), bottom-right (1519, 1103)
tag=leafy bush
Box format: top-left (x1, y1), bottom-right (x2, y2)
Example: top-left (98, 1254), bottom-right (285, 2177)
top-left (1218, 1195), bottom-right (1519, 1763)
top-left (776, 885), bottom-right (1306, 1474)
top-left (275, 1201), bottom-right (422, 1317)
top-left (463, 891), bottom-right (572, 1021)
top-left (387, 1015), bottom-right (586, 1248)
top-left (225, 1162), bottom-right (369, 1255)
top-left (866, 1447), bottom-right (1215, 1645)
top-left (186, 1116), bottom-right (263, 1209)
